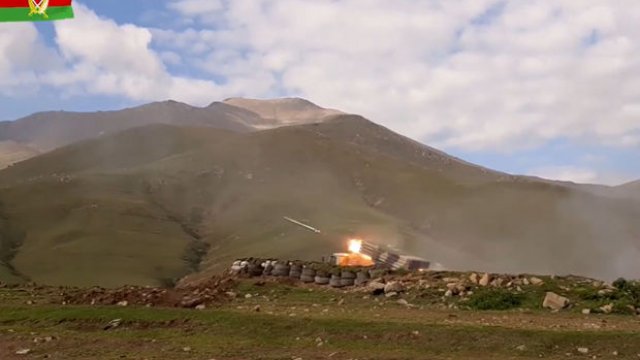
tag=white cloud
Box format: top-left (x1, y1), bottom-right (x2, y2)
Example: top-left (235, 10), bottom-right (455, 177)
top-left (528, 165), bottom-right (631, 185)
top-left (45, 3), bottom-right (228, 105)
top-left (528, 166), bottom-right (600, 184)
top-left (0, 23), bottom-right (63, 94)
top-left (167, 0), bottom-right (224, 18)
top-left (163, 0), bottom-right (640, 152)
top-left (0, 4), bottom-right (228, 106)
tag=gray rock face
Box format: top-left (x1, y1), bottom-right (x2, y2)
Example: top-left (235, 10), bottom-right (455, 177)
top-left (542, 292), bottom-right (570, 310)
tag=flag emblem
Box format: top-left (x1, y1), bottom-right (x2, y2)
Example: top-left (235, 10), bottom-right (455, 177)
top-left (0, 0), bottom-right (73, 22)
top-left (28, 0), bottom-right (49, 19)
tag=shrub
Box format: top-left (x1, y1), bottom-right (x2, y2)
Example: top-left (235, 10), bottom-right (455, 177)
top-left (612, 278), bottom-right (640, 307)
top-left (612, 300), bottom-right (638, 315)
top-left (613, 278), bottom-right (628, 290)
top-left (468, 289), bottom-right (524, 310)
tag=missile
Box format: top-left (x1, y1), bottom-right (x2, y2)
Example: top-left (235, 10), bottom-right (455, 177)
top-left (283, 216), bottom-right (321, 233)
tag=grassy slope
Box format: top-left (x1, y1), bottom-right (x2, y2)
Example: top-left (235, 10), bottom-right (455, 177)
top-left (0, 126), bottom-right (234, 287)
top-left (2, 280), bottom-right (640, 359)
top-left (0, 122), bottom-right (639, 286)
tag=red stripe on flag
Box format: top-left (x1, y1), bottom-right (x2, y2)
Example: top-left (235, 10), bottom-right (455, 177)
top-left (0, 0), bottom-right (72, 7)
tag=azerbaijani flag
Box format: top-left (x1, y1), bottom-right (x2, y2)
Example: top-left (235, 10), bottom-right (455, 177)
top-left (0, 0), bottom-right (74, 22)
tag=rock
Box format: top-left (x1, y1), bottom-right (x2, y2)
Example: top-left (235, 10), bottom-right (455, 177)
top-left (15, 349), bottom-right (31, 355)
top-left (542, 292), bottom-right (570, 310)
top-left (530, 277), bottom-right (544, 286)
top-left (225, 291), bottom-right (237, 298)
top-left (522, 277), bottom-right (530, 286)
top-left (195, 304), bottom-right (206, 310)
top-left (612, 350), bottom-right (619, 356)
top-left (516, 345), bottom-right (527, 351)
top-left (598, 288), bottom-right (613, 296)
top-left (384, 281), bottom-right (404, 294)
top-left (116, 300), bottom-right (128, 307)
top-left (397, 299), bottom-right (411, 307)
top-left (244, 293), bottom-right (253, 299)
top-left (182, 347), bottom-right (192, 352)
top-left (600, 303), bottom-right (613, 314)
top-left (368, 280), bottom-right (386, 293)
top-left (103, 318), bottom-right (122, 330)
top-left (582, 308), bottom-right (591, 315)
top-left (444, 290), bottom-right (453, 297)
top-left (577, 347), bottom-right (589, 354)
top-left (469, 273), bottom-right (479, 284)
top-left (491, 278), bottom-right (504, 287)
top-left (253, 305), bottom-right (261, 312)
top-left (385, 291), bottom-right (398, 298)
top-left (479, 273), bottom-right (491, 287)
top-left (446, 282), bottom-right (459, 291)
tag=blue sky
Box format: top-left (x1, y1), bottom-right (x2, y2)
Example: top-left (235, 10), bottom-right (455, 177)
top-left (1, 0), bottom-right (639, 185)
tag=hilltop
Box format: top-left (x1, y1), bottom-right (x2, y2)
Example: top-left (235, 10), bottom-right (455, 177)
top-left (0, 101), bottom-right (638, 287)
top-left (0, 98), bottom-right (346, 170)
top-left (223, 97), bottom-right (344, 128)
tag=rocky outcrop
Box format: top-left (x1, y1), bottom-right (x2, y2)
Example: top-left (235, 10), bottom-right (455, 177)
top-left (543, 292), bottom-right (570, 310)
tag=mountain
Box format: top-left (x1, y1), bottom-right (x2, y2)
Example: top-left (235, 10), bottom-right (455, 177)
top-left (616, 180), bottom-right (640, 200)
top-left (0, 98), bottom-right (345, 162)
top-left (620, 180), bottom-right (640, 191)
top-left (0, 141), bottom-right (40, 170)
top-left (223, 97), bottom-right (344, 128)
top-left (0, 100), bottom-right (256, 153)
top-left (0, 111), bottom-right (639, 287)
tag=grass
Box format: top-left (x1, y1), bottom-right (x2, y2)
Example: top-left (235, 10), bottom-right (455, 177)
top-left (2, 279), bottom-right (640, 359)
top-left (468, 289), bottom-right (524, 310)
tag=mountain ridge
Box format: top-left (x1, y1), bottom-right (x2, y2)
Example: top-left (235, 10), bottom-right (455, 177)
top-left (0, 98), bottom-right (347, 170)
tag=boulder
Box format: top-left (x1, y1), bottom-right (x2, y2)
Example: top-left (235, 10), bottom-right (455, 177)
top-left (469, 273), bottom-right (478, 284)
top-left (530, 277), bottom-right (544, 286)
top-left (368, 280), bottom-right (386, 295)
top-left (600, 303), bottom-right (613, 314)
top-left (542, 292), bottom-right (570, 310)
top-left (384, 281), bottom-right (405, 294)
top-left (479, 273), bottom-right (491, 287)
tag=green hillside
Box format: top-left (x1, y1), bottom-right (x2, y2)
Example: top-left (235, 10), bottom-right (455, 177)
top-left (0, 119), bottom-right (638, 287)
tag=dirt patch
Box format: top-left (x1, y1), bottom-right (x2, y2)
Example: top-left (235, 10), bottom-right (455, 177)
top-left (61, 275), bottom-right (237, 308)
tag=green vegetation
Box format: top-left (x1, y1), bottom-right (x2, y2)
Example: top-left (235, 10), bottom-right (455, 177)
top-left (2, 280), bottom-right (640, 359)
top-left (467, 289), bottom-right (524, 310)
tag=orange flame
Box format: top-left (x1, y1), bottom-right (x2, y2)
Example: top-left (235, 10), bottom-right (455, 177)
top-left (336, 238), bottom-right (374, 267)
top-left (348, 239), bottom-right (362, 253)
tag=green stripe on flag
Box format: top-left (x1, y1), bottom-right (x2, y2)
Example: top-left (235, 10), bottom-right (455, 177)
top-left (0, 6), bottom-right (74, 22)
